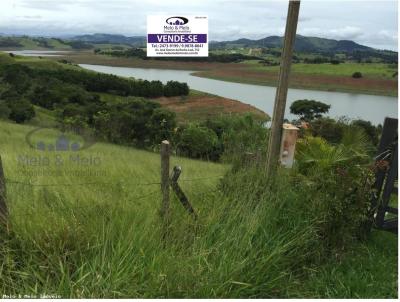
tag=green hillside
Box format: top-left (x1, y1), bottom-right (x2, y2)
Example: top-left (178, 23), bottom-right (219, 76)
top-left (212, 34), bottom-right (380, 53)
top-left (210, 35), bottom-right (397, 63)
top-left (71, 33), bottom-right (145, 46)
top-left (0, 36), bottom-right (72, 50)
top-left (0, 119), bottom-right (397, 298)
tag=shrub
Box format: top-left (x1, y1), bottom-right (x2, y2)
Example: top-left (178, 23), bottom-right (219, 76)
top-left (351, 119), bottom-right (380, 146)
top-left (8, 99), bottom-right (35, 123)
top-left (0, 101), bottom-right (11, 119)
top-left (219, 131), bottom-right (374, 269)
top-left (61, 115), bottom-right (89, 134)
top-left (352, 72), bottom-right (363, 78)
top-left (146, 108), bottom-right (177, 145)
top-left (309, 117), bottom-right (346, 143)
top-left (176, 124), bottom-right (218, 159)
top-left (295, 134), bottom-right (373, 249)
top-left (219, 114), bottom-right (268, 166)
top-left (308, 117), bottom-right (380, 150)
top-left (197, 114), bottom-right (268, 163)
top-left (164, 81), bottom-right (189, 97)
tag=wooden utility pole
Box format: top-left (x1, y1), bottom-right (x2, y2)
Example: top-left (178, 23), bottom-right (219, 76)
top-left (266, 0), bottom-right (301, 177)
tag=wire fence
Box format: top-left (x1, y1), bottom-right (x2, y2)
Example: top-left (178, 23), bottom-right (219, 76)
top-left (7, 189), bottom-right (221, 220)
top-left (3, 174), bottom-right (225, 219)
top-left (7, 189), bottom-right (162, 219)
top-left (5, 175), bottom-right (224, 188)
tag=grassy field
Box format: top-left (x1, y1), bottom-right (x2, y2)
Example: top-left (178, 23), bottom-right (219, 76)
top-left (59, 52), bottom-right (398, 96)
top-left (193, 61), bottom-right (398, 96)
top-left (0, 119), bottom-right (397, 298)
top-left (0, 37), bottom-right (73, 51)
top-left (243, 60), bottom-right (398, 79)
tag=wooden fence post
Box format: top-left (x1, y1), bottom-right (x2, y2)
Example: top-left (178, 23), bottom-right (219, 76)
top-left (279, 123), bottom-right (299, 168)
top-left (0, 155), bottom-right (8, 226)
top-left (170, 166), bottom-right (198, 220)
top-left (160, 140), bottom-right (170, 228)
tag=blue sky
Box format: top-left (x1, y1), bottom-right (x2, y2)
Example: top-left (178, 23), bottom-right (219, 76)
top-left (0, 0), bottom-right (397, 50)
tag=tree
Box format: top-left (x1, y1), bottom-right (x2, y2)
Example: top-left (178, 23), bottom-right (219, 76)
top-left (351, 119), bottom-right (380, 146)
top-left (309, 117), bottom-right (346, 144)
top-left (8, 99), bottom-right (35, 123)
top-left (146, 108), bottom-right (176, 144)
top-left (177, 124), bottom-right (218, 159)
top-left (352, 72), bottom-right (362, 78)
top-left (0, 101), bottom-right (11, 119)
top-left (290, 99), bottom-right (331, 121)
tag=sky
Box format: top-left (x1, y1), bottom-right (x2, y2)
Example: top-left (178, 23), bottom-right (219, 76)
top-left (0, 0), bottom-right (398, 50)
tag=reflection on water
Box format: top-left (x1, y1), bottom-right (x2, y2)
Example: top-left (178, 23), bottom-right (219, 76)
top-left (2, 50), bottom-right (70, 57)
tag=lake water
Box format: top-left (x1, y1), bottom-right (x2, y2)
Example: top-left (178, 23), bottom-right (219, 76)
top-left (3, 50), bottom-right (70, 57)
top-left (79, 64), bottom-right (397, 125)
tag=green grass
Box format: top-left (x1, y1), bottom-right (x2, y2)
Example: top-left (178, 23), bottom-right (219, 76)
top-left (28, 106), bottom-right (59, 128)
top-left (297, 231), bottom-right (397, 298)
top-left (243, 61), bottom-right (398, 79)
top-left (0, 120), bottom-right (230, 297)
top-left (0, 37), bottom-right (73, 51)
top-left (0, 119), bottom-right (397, 298)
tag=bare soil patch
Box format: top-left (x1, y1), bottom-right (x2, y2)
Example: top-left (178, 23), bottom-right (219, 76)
top-left (154, 95), bottom-right (268, 123)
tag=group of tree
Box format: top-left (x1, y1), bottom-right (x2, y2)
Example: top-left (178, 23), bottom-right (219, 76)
top-left (290, 98), bottom-right (381, 151)
top-left (0, 60), bottom-right (187, 128)
top-left (0, 37), bottom-right (23, 48)
top-left (0, 59), bottom-right (270, 162)
top-left (0, 63), bottom-right (189, 104)
top-left (0, 57), bottom-right (383, 163)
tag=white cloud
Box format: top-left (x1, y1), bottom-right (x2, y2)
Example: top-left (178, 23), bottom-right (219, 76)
top-left (300, 26), bottom-right (363, 40)
top-left (0, 0), bottom-right (397, 50)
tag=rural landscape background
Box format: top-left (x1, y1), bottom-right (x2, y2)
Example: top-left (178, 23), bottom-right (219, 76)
top-left (0, 0), bottom-right (398, 299)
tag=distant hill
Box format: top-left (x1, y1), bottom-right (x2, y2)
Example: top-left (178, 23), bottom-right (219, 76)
top-left (0, 33), bottom-right (396, 60)
top-left (210, 35), bottom-right (375, 53)
top-left (71, 33), bottom-right (145, 46)
top-left (0, 36), bottom-right (92, 50)
top-left (71, 33), bottom-right (394, 55)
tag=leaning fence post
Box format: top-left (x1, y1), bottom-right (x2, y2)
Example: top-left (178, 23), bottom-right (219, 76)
top-left (160, 140), bottom-right (170, 232)
top-left (0, 155), bottom-right (8, 226)
top-left (170, 166), bottom-right (198, 220)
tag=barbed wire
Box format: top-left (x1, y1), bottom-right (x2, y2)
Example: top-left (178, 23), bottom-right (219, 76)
top-left (5, 178), bottom-right (161, 187)
top-left (8, 188), bottom-right (222, 220)
top-left (179, 175), bottom-right (224, 182)
top-left (3, 173), bottom-right (225, 219)
top-left (8, 189), bottom-right (161, 219)
top-left (4, 175), bottom-right (225, 188)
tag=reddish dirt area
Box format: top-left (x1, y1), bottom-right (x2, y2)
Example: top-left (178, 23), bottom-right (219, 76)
top-left (154, 95), bottom-right (268, 123)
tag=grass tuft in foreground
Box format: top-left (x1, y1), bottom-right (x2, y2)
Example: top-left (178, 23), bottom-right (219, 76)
top-left (0, 120), bottom-right (397, 298)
